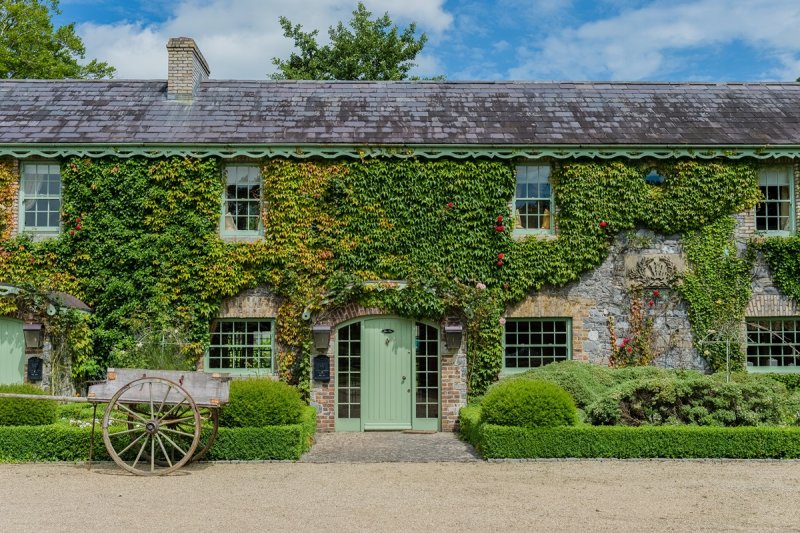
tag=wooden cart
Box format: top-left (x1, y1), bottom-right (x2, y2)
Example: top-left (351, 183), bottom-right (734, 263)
top-left (87, 368), bottom-right (231, 476)
top-left (1, 368), bottom-right (230, 476)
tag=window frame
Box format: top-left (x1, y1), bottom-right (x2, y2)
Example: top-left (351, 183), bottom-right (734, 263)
top-left (745, 317), bottom-right (800, 373)
top-left (512, 164), bottom-right (555, 236)
top-left (220, 165), bottom-right (263, 239)
top-left (755, 166), bottom-right (795, 236)
top-left (205, 318), bottom-right (275, 375)
top-left (19, 161), bottom-right (62, 236)
top-left (502, 317), bottom-right (572, 373)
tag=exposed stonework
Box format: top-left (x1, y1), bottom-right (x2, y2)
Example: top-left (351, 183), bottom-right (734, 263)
top-left (624, 254), bottom-right (686, 288)
top-left (746, 294), bottom-right (800, 317)
top-left (506, 230), bottom-right (705, 371)
top-left (218, 287), bottom-right (281, 318)
top-left (166, 37), bottom-right (210, 100)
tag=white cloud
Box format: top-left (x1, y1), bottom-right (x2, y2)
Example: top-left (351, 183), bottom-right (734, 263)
top-left (408, 53), bottom-right (446, 78)
top-left (78, 0), bottom-right (452, 80)
top-left (509, 0), bottom-right (800, 80)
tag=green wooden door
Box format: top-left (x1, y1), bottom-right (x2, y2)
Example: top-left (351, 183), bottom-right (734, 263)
top-left (0, 318), bottom-right (25, 384)
top-left (362, 318), bottom-right (412, 430)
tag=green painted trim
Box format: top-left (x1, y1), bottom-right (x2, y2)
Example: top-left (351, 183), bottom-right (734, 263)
top-left (203, 318), bottom-right (275, 375)
top-left (18, 160), bottom-right (62, 235)
top-left (2, 143), bottom-right (800, 161)
top-left (333, 316), bottom-right (443, 432)
top-left (411, 320), bottom-right (441, 432)
top-left (334, 317), bottom-right (364, 432)
top-left (501, 317), bottom-right (573, 373)
top-left (746, 366), bottom-right (800, 374)
top-left (334, 418), bottom-right (361, 432)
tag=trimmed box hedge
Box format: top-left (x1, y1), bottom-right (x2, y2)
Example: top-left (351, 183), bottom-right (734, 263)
top-left (208, 406), bottom-right (317, 460)
top-left (461, 406), bottom-right (800, 459)
top-left (0, 406), bottom-right (317, 463)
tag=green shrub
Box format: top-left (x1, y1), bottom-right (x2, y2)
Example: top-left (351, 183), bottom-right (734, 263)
top-left (220, 378), bottom-right (306, 428)
top-left (0, 406), bottom-right (317, 463)
top-left (507, 361), bottom-right (616, 408)
top-left (475, 423), bottom-right (800, 459)
top-left (481, 380), bottom-right (578, 428)
top-left (459, 405), bottom-right (483, 446)
top-left (0, 424), bottom-right (109, 462)
top-left (761, 373), bottom-right (800, 392)
top-left (586, 373), bottom-right (793, 426)
top-left (0, 384), bottom-right (57, 426)
top-left (209, 406), bottom-right (316, 460)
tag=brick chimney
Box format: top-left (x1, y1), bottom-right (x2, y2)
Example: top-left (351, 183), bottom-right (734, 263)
top-left (166, 37), bottom-right (210, 101)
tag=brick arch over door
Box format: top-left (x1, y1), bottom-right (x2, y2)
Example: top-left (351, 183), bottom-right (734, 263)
top-left (310, 308), bottom-right (466, 433)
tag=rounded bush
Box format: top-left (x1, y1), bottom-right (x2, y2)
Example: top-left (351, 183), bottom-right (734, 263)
top-left (220, 378), bottom-right (305, 428)
top-left (517, 360), bottom-right (616, 408)
top-left (586, 374), bottom-right (794, 427)
top-left (481, 379), bottom-right (578, 428)
top-left (0, 384), bottom-right (57, 426)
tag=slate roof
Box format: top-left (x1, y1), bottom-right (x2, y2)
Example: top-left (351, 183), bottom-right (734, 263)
top-left (1, 79), bottom-right (800, 146)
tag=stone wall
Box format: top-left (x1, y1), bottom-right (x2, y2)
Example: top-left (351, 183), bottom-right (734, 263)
top-left (506, 231), bottom-right (705, 371)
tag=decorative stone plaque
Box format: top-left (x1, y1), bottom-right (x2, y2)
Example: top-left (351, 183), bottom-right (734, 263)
top-left (624, 254), bottom-right (686, 288)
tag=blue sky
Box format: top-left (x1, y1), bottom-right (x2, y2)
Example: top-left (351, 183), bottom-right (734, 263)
top-left (57, 0), bottom-right (800, 81)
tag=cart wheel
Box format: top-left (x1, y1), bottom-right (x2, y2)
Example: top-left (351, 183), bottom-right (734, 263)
top-left (102, 377), bottom-right (201, 476)
top-left (154, 405), bottom-right (219, 463)
top-left (191, 407), bottom-right (219, 463)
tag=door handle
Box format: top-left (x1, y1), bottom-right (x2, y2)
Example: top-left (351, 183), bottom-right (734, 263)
top-left (401, 375), bottom-right (406, 382)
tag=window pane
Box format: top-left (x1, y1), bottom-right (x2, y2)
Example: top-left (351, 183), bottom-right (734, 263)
top-left (504, 319), bottom-right (571, 369)
top-left (514, 165), bottom-right (553, 232)
top-left (746, 318), bottom-right (800, 369)
top-left (207, 320), bottom-right (273, 371)
top-left (224, 166), bottom-right (262, 233)
top-left (21, 163), bottom-right (62, 231)
top-left (756, 167), bottom-right (794, 233)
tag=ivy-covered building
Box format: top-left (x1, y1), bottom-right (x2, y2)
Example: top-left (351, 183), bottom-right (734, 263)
top-left (1, 38), bottom-right (800, 431)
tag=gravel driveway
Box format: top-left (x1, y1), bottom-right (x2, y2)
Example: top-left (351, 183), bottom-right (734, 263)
top-left (1, 460), bottom-right (799, 531)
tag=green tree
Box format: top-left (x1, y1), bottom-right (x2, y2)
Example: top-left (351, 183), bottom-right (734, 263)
top-left (271, 2), bottom-right (429, 80)
top-left (0, 0), bottom-right (115, 79)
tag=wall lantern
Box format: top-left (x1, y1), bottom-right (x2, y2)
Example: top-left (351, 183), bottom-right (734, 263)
top-left (444, 324), bottom-right (464, 350)
top-left (23, 322), bottom-right (43, 349)
top-left (312, 325), bottom-right (332, 351)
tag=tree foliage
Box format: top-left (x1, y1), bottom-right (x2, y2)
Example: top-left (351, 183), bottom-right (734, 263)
top-left (271, 2), bottom-right (428, 80)
top-left (0, 0), bottom-right (115, 79)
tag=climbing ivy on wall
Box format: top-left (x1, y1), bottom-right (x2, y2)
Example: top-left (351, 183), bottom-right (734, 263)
top-left (0, 160), bottom-right (15, 240)
top-left (678, 217), bottom-right (756, 371)
top-left (0, 155), bottom-right (763, 395)
top-left (757, 236), bottom-right (800, 303)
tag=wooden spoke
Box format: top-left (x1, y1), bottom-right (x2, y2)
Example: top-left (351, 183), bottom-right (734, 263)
top-left (101, 377), bottom-right (201, 476)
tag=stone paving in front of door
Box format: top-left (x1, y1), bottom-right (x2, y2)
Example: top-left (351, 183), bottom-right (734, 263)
top-left (299, 431), bottom-right (481, 463)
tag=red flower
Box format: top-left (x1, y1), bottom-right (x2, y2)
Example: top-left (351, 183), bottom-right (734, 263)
top-left (652, 290), bottom-right (660, 298)
top-left (495, 225), bottom-right (505, 232)
top-left (75, 217), bottom-right (81, 223)
top-left (75, 224), bottom-right (82, 230)
top-left (626, 345), bottom-right (633, 353)
top-left (497, 260), bottom-right (504, 267)
top-left (599, 221), bottom-right (608, 228)
top-left (498, 253), bottom-right (505, 260)
top-left (496, 215), bottom-right (503, 222)
top-left (648, 300), bottom-right (655, 307)
top-left (69, 230), bottom-right (75, 236)
top-left (447, 202), bottom-right (454, 208)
